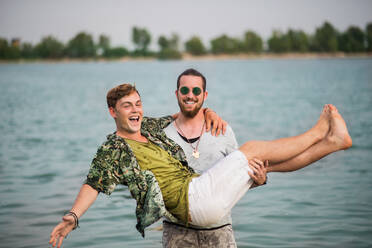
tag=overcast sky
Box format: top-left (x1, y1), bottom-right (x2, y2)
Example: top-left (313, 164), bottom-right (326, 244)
top-left (1, 0), bottom-right (371, 49)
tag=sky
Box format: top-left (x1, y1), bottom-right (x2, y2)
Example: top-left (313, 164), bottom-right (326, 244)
top-left (1, 0), bottom-right (371, 49)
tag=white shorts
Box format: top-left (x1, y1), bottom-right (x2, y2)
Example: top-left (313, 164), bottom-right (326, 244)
top-left (188, 150), bottom-right (253, 226)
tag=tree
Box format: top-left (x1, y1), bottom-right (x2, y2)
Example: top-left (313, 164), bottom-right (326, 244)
top-left (105, 47), bottom-right (129, 58)
top-left (66, 32), bottom-right (95, 58)
top-left (169, 33), bottom-right (180, 51)
top-left (185, 36), bottom-right (206, 55)
top-left (34, 36), bottom-right (64, 58)
top-left (268, 30), bottom-right (290, 53)
top-left (21, 42), bottom-right (36, 58)
top-left (0, 38), bottom-right (22, 59)
top-left (8, 46), bottom-right (21, 59)
top-left (287, 29), bottom-right (309, 52)
top-left (210, 35), bottom-right (240, 54)
top-left (157, 33), bottom-right (182, 60)
top-left (241, 31), bottom-right (263, 53)
top-left (158, 33), bottom-right (180, 51)
top-left (312, 22), bottom-right (338, 52)
top-left (0, 38), bottom-right (9, 59)
top-left (158, 36), bottom-right (169, 50)
top-left (132, 27), bottom-right (151, 56)
top-left (365, 23), bottom-right (372, 52)
top-left (97, 34), bottom-right (110, 56)
top-left (338, 26), bottom-right (365, 53)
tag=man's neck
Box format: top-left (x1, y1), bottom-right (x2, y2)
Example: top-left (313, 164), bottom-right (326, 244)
top-left (116, 130), bottom-right (147, 142)
top-left (175, 110), bottom-right (205, 138)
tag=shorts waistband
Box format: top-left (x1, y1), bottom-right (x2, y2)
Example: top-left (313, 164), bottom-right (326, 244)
top-left (163, 220), bottom-right (231, 231)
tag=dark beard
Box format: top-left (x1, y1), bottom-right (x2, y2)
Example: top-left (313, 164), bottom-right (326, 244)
top-left (177, 98), bottom-right (204, 118)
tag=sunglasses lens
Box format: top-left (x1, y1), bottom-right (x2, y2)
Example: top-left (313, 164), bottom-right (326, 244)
top-left (180, 87), bottom-right (189, 95)
top-left (192, 87), bottom-right (202, 96)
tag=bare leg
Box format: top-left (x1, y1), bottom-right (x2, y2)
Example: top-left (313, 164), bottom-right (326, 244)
top-left (188, 106), bottom-right (351, 226)
top-left (239, 105), bottom-right (331, 163)
top-left (267, 105), bottom-right (352, 172)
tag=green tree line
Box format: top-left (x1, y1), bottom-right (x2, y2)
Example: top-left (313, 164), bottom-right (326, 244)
top-left (1, 21), bottom-right (371, 60)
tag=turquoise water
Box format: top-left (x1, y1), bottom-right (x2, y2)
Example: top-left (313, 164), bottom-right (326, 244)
top-left (0, 58), bottom-right (371, 248)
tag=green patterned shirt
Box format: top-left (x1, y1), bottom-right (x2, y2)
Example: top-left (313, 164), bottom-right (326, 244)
top-left (85, 116), bottom-right (195, 237)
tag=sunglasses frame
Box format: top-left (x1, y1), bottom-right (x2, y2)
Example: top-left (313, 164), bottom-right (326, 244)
top-left (179, 86), bottom-right (202, 96)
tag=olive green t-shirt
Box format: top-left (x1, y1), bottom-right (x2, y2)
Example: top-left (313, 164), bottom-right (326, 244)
top-left (125, 139), bottom-right (199, 224)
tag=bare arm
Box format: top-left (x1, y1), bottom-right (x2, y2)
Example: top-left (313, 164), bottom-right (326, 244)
top-left (49, 184), bottom-right (99, 248)
top-left (70, 184), bottom-right (99, 217)
top-left (204, 108), bottom-right (227, 136)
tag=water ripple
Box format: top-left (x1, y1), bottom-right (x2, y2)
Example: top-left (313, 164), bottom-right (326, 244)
top-left (24, 172), bottom-right (57, 184)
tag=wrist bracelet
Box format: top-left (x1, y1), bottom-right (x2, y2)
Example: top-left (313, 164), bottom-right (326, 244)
top-left (66, 211), bottom-right (79, 230)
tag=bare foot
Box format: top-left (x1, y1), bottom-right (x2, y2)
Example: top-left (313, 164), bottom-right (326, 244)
top-left (312, 104), bottom-right (331, 140)
top-left (326, 105), bottom-right (352, 150)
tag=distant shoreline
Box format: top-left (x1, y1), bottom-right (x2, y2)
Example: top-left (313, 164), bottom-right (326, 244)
top-left (181, 52), bottom-right (372, 61)
top-left (1, 52), bottom-right (372, 64)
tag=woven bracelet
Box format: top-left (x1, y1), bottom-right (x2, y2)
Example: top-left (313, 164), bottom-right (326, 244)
top-left (66, 211), bottom-right (79, 230)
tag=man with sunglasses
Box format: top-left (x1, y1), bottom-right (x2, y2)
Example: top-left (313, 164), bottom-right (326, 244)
top-left (161, 68), bottom-right (353, 248)
top-left (162, 69), bottom-right (267, 248)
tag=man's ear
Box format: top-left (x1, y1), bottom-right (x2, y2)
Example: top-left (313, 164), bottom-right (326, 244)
top-left (203, 90), bottom-right (208, 100)
top-left (175, 89), bottom-right (178, 98)
top-left (108, 107), bottom-right (116, 118)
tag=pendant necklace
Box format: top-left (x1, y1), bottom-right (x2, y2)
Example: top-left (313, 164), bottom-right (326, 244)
top-left (174, 120), bottom-right (205, 159)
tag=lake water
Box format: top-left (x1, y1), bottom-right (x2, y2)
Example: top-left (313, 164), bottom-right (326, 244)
top-left (0, 58), bottom-right (371, 248)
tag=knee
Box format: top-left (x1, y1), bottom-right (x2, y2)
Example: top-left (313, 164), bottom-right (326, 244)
top-left (239, 140), bottom-right (259, 160)
top-left (241, 140), bottom-right (260, 149)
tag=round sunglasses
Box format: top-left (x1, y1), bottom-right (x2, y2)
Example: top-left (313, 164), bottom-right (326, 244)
top-left (179, 86), bottom-right (202, 96)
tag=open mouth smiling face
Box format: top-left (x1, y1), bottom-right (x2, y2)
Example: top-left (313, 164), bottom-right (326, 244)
top-left (126, 114), bottom-right (142, 132)
top-left (128, 116), bottom-right (140, 122)
top-left (183, 98), bottom-right (199, 106)
top-left (112, 92), bottom-right (144, 134)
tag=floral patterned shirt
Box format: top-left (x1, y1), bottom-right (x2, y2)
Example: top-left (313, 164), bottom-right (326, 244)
top-left (85, 116), bottom-right (195, 237)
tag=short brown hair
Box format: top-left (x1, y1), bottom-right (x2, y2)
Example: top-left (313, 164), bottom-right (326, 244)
top-left (177, 68), bottom-right (206, 91)
top-left (106, 83), bottom-right (140, 108)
